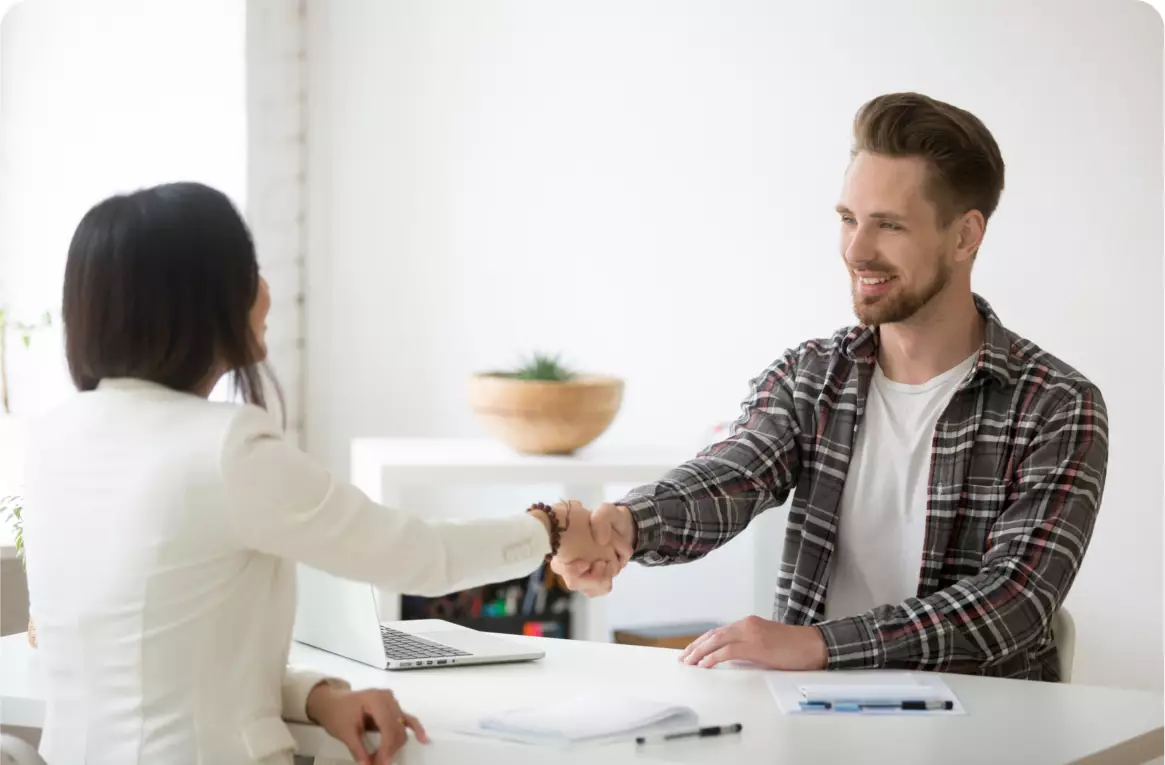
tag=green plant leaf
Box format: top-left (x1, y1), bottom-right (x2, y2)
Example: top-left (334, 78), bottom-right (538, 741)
top-left (510, 351), bottom-right (576, 382)
top-left (0, 494), bottom-right (24, 568)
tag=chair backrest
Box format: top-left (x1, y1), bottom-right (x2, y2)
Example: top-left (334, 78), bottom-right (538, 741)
top-left (0, 735), bottom-right (48, 765)
top-left (1052, 606), bottom-right (1076, 683)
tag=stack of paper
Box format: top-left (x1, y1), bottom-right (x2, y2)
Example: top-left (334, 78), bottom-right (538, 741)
top-left (766, 671), bottom-right (965, 715)
top-left (469, 692), bottom-right (699, 745)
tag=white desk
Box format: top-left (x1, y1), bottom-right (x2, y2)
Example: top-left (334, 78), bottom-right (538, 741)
top-left (3, 632), bottom-right (1162, 764)
top-left (349, 438), bottom-right (694, 642)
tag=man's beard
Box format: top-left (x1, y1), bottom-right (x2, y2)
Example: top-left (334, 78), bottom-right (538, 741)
top-left (851, 257), bottom-right (951, 326)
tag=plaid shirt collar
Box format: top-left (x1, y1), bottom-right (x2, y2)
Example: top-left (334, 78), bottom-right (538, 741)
top-left (838, 293), bottom-right (1014, 388)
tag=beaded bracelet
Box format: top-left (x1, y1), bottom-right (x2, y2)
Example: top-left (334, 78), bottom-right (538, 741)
top-left (527, 501), bottom-right (569, 560)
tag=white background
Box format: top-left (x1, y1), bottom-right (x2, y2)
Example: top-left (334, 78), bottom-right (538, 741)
top-left (0, 0), bottom-right (246, 417)
top-left (304, 0), bottom-right (1162, 690)
top-left (0, 0), bottom-right (1159, 692)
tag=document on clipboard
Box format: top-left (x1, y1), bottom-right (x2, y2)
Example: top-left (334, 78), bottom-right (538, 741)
top-left (765, 671), bottom-right (966, 715)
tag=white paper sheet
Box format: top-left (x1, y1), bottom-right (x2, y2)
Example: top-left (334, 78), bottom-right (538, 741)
top-left (457, 692), bottom-right (699, 746)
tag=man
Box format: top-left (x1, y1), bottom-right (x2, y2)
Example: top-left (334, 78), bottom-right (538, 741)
top-left (552, 92), bottom-right (1108, 681)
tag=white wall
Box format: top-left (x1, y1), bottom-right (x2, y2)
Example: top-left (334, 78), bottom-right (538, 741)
top-left (0, 0), bottom-right (246, 417)
top-left (304, 0), bottom-right (1162, 690)
top-left (0, 0), bottom-right (311, 435)
top-left (245, 0), bottom-right (309, 446)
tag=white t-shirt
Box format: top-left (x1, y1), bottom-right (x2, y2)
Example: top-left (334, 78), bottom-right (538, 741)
top-left (823, 352), bottom-right (977, 621)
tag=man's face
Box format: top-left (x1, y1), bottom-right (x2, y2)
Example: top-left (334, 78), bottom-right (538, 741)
top-left (836, 152), bottom-right (959, 326)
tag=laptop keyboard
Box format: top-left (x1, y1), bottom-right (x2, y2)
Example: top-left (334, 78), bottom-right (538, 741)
top-left (380, 626), bottom-right (473, 661)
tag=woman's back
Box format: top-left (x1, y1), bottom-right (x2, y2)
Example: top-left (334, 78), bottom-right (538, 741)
top-left (19, 181), bottom-right (578, 763)
top-left (24, 379), bottom-right (300, 764)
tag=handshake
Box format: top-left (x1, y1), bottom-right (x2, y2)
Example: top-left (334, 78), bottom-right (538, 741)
top-left (529, 500), bottom-right (638, 597)
top-left (529, 500), bottom-right (829, 673)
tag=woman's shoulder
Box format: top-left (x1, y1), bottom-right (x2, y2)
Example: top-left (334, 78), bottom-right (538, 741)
top-left (162, 398), bottom-right (285, 459)
top-left (219, 401), bottom-right (283, 445)
top-left (31, 384), bottom-right (282, 458)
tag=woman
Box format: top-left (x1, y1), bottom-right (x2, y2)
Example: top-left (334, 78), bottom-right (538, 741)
top-left (21, 182), bottom-right (623, 765)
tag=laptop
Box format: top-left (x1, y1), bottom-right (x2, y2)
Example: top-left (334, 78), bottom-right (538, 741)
top-left (292, 565), bottom-right (546, 670)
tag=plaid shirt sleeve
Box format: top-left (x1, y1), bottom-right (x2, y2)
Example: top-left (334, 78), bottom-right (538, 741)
top-left (816, 385), bottom-right (1108, 672)
top-left (616, 350), bottom-right (803, 566)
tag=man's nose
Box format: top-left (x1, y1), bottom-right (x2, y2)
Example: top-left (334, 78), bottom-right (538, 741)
top-left (843, 226), bottom-right (876, 266)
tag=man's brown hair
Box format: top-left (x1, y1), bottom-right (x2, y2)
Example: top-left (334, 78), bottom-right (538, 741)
top-left (852, 92), bottom-right (1005, 227)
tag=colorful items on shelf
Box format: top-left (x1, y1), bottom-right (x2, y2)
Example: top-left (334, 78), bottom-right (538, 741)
top-left (522, 621), bottom-right (566, 639)
top-left (400, 561), bottom-right (574, 638)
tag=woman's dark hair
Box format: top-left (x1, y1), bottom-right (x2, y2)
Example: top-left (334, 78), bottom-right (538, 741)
top-left (62, 182), bottom-right (281, 416)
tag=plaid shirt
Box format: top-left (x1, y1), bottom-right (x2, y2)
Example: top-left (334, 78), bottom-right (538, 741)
top-left (620, 295), bottom-right (1108, 681)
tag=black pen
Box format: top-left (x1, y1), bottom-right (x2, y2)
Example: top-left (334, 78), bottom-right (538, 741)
top-left (636, 723), bottom-right (743, 745)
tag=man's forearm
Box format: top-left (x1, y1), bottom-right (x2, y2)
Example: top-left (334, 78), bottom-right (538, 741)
top-left (613, 460), bottom-right (782, 566)
top-left (610, 350), bottom-right (802, 564)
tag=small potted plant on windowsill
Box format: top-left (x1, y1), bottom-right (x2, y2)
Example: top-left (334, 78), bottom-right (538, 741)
top-left (0, 493), bottom-right (33, 647)
top-left (467, 352), bottom-right (623, 455)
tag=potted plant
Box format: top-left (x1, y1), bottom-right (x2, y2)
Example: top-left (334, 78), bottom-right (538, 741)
top-left (467, 352), bottom-right (624, 455)
top-left (0, 493), bottom-right (33, 647)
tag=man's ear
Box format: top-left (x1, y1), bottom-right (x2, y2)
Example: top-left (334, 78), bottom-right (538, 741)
top-left (954, 210), bottom-right (986, 262)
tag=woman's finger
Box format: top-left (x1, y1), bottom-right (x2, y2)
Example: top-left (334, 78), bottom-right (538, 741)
top-left (572, 559), bottom-right (600, 577)
top-left (335, 725), bottom-right (371, 765)
top-left (364, 699), bottom-right (406, 765)
top-left (402, 712), bottom-right (429, 744)
top-left (553, 558), bottom-right (594, 578)
top-left (581, 572), bottom-right (612, 597)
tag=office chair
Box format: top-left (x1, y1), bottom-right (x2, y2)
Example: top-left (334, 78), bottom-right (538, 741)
top-left (1052, 606), bottom-right (1076, 683)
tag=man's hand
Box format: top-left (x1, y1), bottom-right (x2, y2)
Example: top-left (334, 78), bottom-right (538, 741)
top-left (536, 501), bottom-right (631, 596)
top-left (306, 683), bottom-right (429, 765)
top-left (679, 616), bottom-right (828, 671)
top-left (549, 502), bottom-right (635, 597)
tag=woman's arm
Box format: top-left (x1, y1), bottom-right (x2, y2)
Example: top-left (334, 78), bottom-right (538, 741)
top-left (220, 406), bottom-right (611, 596)
top-left (283, 669), bottom-right (349, 724)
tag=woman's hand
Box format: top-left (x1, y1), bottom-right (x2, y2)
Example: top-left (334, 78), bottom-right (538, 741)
top-left (551, 502), bottom-right (637, 596)
top-left (532, 500), bottom-right (632, 596)
top-left (306, 682), bottom-right (429, 765)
